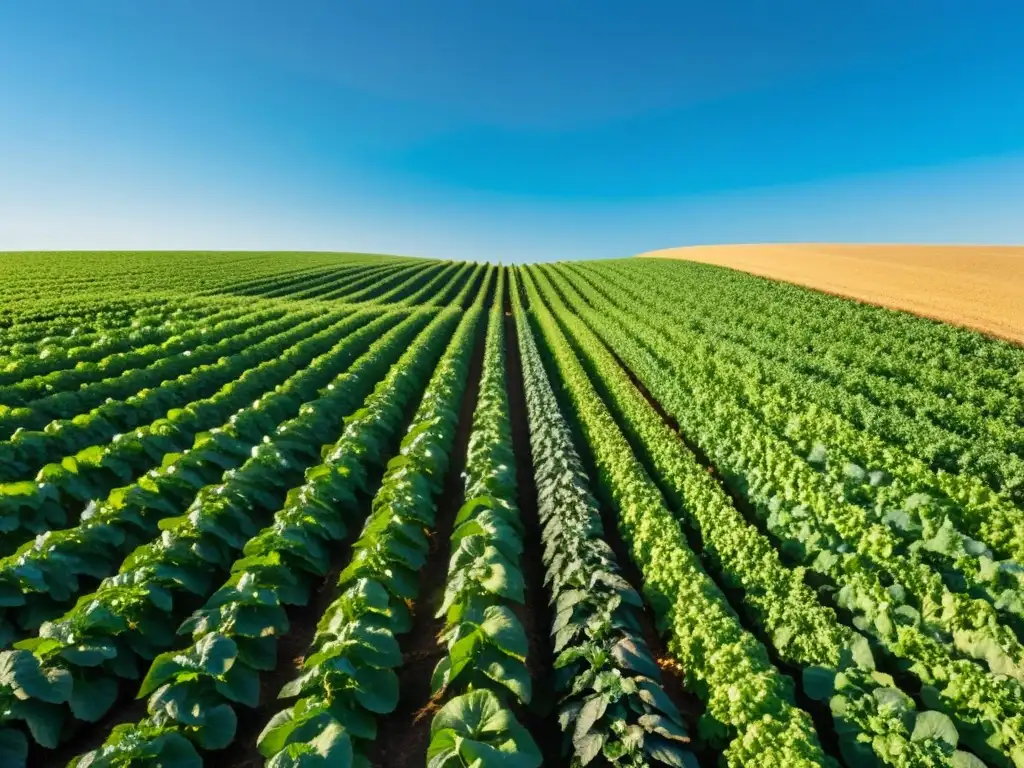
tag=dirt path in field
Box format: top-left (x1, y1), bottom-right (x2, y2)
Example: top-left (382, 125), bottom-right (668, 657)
top-left (640, 244), bottom-right (1024, 344)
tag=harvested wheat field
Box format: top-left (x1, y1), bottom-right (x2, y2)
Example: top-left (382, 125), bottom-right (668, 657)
top-left (641, 243), bottom-right (1024, 344)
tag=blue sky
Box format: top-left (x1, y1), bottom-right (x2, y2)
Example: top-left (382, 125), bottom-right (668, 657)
top-left (2, 1), bottom-right (1023, 262)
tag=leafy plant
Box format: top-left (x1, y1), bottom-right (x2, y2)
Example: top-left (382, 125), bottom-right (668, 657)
top-left (514, 268), bottom-right (833, 767)
top-left (555, 262), bottom-right (1024, 767)
top-left (261, 272), bottom-right (492, 765)
top-left (516, 293), bottom-right (695, 768)
top-left (0, 313), bottom-right (438, 761)
top-left (427, 689), bottom-right (542, 768)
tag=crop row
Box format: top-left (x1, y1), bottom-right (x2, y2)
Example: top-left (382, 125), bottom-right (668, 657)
top-left (0, 305), bottom-right (300, 439)
top-left (0, 300), bottom-right (225, 382)
top-left (0, 252), bottom-right (426, 300)
top-left (0, 308), bottom-right (447, 762)
top-left (256, 267), bottom-right (493, 766)
top-left (582, 260), bottom-right (1024, 506)
top-left (569, 262), bottom-right (1024, 570)
top-left (542, 265), bottom-right (1024, 767)
top-left (516, 271), bottom-right (695, 767)
top-left (70, 293), bottom-right (476, 766)
top-left (532, 265), bottom-right (991, 768)
top-left (514, 268), bottom-right (837, 766)
top-left (0, 308), bottom-right (355, 484)
top-left (0, 310), bottom-right (405, 646)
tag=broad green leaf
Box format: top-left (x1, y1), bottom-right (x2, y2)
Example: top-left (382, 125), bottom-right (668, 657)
top-left (912, 711), bottom-right (959, 748)
top-left (154, 731), bottom-right (203, 768)
top-left (459, 736), bottom-right (541, 768)
top-left (575, 732), bottom-right (604, 766)
top-left (353, 667), bottom-right (399, 714)
top-left (476, 648), bottom-right (532, 704)
top-left (69, 675), bottom-right (118, 722)
top-left (11, 698), bottom-right (63, 748)
top-left (138, 652), bottom-right (183, 698)
top-left (479, 605), bottom-right (528, 660)
top-left (310, 721), bottom-right (354, 764)
top-left (196, 632), bottom-right (238, 676)
top-left (195, 703), bottom-right (238, 750)
top-left (645, 736), bottom-right (699, 768)
top-left (258, 708), bottom-right (299, 756)
top-left (952, 751), bottom-right (988, 768)
top-left (430, 690), bottom-right (513, 739)
top-left (803, 666), bottom-right (837, 702)
top-left (0, 650), bottom-right (71, 703)
top-left (215, 662), bottom-right (261, 707)
top-left (610, 638), bottom-right (661, 679)
top-left (574, 695), bottom-right (608, 744)
top-left (60, 643), bottom-right (117, 667)
top-left (638, 713), bottom-right (689, 742)
top-left (0, 729), bottom-right (27, 767)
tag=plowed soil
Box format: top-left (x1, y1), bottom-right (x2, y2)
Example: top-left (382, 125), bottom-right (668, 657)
top-left (639, 244), bottom-right (1024, 344)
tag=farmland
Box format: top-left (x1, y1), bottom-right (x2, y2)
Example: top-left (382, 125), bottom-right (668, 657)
top-left (640, 244), bottom-right (1024, 345)
top-left (0, 252), bottom-right (1022, 768)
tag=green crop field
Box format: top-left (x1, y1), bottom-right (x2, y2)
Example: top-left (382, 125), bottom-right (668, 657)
top-left (0, 252), bottom-right (1022, 768)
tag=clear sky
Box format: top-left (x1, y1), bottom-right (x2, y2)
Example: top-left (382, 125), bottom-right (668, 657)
top-left (2, 2), bottom-right (1023, 262)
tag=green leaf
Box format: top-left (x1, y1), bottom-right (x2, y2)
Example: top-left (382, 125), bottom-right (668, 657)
top-left (155, 731), bottom-right (203, 768)
top-left (310, 721), bottom-right (354, 763)
top-left (646, 736), bottom-right (699, 768)
top-left (635, 678), bottom-right (680, 721)
top-left (11, 698), bottom-right (63, 748)
top-left (60, 643), bottom-right (117, 667)
top-left (138, 652), bottom-right (183, 698)
top-left (575, 732), bottom-right (605, 766)
top-left (258, 708), bottom-right (298, 756)
top-left (610, 638), bottom-right (661, 679)
top-left (0, 729), bottom-right (27, 767)
top-left (353, 667), bottom-right (399, 714)
top-left (479, 605), bottom-right (528, 660)
top-left (0, 650), bottom-right (71, 703)
top-left (639, 713), bottom-right (689, 742)
top-left (349, 624), bottom-right (402, 668)
top-left (430, 690), bottom-right (513, 740)
top-left (478, 556), bottom-right (524, 602)
top-left (477, 648), bottom-right (532, 704)
top-left (460, 736), bottom-right (540, 767)
top-left (912, 711), bottom-right (959, 748)
top-left (431, 657), bottom-right (452, 696)
top-left (69, 675), bottom-right (119, 722)
top-left (574, 695), bottom-right (608, 744)
top-left (803, 666), bottom-right (837, 702)
top-left (195, 703), bottom-right (238, 750)
top-left (428, 691), bottom-right (541, 768)
top-left (196, 632), bottom-right (238, 676)
top-left (952, 751), bottom-right (988, 768)
top-left (872, 686), bottom-right (913, 716)
top-left (215, 662), bottom-right (261, 707)
top-left (454, 496), bottom-right (498, 527)
top-left (838, 733), bottom-right (877, 768)
top-left (845, 633), bottom-right (875, 671)
top-left (425, 728), bottom-right (459, 768)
